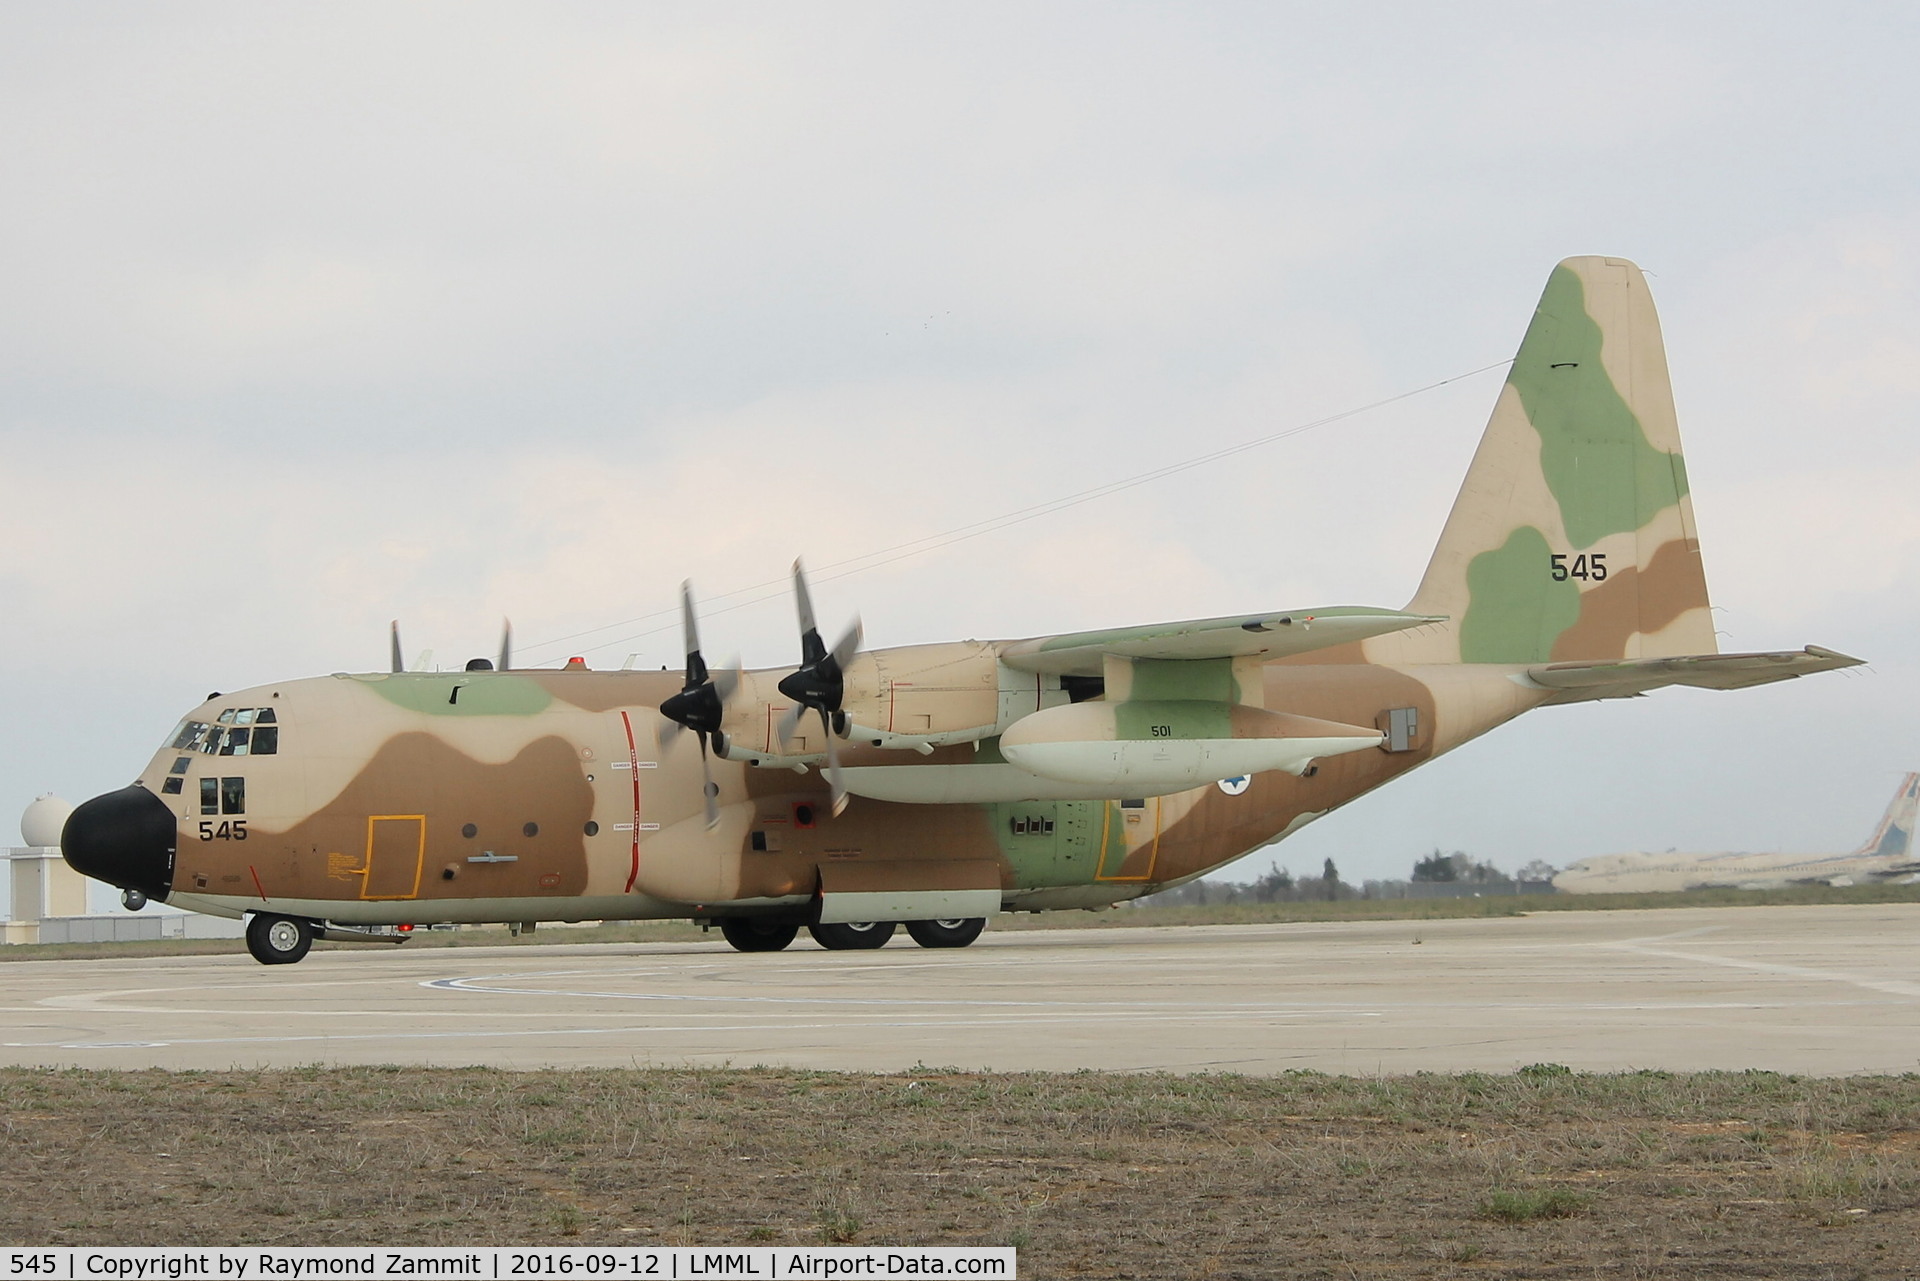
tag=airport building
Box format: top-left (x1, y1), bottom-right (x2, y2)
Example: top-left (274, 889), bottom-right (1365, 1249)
top-left (3, 795), bottom-right (242, 944)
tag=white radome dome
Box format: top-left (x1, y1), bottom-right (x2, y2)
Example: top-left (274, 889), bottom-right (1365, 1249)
top-left (21, 794), bottom-right (74, 848)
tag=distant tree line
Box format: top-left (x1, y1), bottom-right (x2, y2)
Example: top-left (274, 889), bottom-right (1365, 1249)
top-left (1139, 856), bottom-right (1355, 906)
top-left (1135, 849), bottom-right (1559, 907)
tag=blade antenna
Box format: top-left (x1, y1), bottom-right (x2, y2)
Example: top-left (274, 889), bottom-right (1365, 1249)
top-left (497, 619), bottom-right (513, 672)
top-left (390, 621), bottom-right (404, 675)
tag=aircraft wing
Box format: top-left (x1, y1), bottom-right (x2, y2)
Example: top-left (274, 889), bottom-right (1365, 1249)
top-left (1527, 645), bottom-right (1864, 702)
top-left (999, 607), bottom-right (1445, 676)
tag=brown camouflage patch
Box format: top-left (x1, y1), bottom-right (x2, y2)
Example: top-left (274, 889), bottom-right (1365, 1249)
top-left (1549, 538), bottom-right (1710, 661)
top-left (182, 733), bottom-right (594, 906)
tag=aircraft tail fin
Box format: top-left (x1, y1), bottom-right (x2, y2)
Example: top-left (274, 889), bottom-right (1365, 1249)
top-left (1402, 257), bottom-right (1716, 665)
top-left (1854, 772), bottom-right (1920, 860)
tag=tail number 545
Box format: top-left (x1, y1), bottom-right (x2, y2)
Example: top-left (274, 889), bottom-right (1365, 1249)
top-left (1549, 552), bottom-right (1608, 582)
top-left (199, 820), bottom-right (248, 841)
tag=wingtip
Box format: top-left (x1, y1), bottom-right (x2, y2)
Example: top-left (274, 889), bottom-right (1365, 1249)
top-left (1806, 644), bottom-right (1867, 667)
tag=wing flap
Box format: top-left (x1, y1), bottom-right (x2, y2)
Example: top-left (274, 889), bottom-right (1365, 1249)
top-left (999, 607), bottom-right (1445, 676)
top-left (1528, 645), bottom-right (1864, 701)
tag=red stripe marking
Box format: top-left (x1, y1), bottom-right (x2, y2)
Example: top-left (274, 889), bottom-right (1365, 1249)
top-left (620, 711), bottom-right (642, 893)
top-left (247, 864), bottom-right (269, 903)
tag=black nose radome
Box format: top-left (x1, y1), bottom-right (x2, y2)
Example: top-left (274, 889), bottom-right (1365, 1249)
top-left (62, 785), bottom-right (176, 902)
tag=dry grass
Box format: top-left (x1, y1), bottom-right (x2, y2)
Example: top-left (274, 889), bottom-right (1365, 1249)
top-left (2, 1066), bottom-right (1915, 1277)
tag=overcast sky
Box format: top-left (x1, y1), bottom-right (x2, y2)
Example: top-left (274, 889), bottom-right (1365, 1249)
top-left (3, 3), bottom-right (1917, 885)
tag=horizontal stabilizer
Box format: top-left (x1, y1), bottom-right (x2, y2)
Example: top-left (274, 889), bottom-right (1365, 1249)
top-left (1528, 645), bottom-right (1863, 702)
top-left (1000, 607), bottom-right (1445, 676)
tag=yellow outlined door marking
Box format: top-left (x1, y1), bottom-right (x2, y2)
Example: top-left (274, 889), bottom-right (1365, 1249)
top-left (1095, 798), bottom-right (1161, 882)
top-left (362, 815), bottom-right (426, 900)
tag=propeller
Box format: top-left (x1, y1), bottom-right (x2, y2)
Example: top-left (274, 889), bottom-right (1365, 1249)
top-left (775, 559), bottom-right (862, 817)
top-left (657, 581), bottom-right (738, 830)
top-left (388, 622), bottom-right (433, 673)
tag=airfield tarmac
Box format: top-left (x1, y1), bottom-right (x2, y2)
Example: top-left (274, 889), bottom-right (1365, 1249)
top-left (2, 903), bottom-right (1916, 1074)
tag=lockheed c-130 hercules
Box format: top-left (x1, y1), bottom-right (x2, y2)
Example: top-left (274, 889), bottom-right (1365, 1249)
top-left (62, 256), bottom-right (1862, 965)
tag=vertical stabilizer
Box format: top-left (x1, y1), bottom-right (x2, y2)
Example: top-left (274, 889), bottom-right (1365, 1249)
top-left (1854, 772), bottom-right (1920, 860)
top-left (1404, 257), bottom-right (1715, 664)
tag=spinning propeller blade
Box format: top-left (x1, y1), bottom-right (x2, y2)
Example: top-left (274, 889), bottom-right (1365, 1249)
top-left (774, 559), bottom-right (860, 817)
top-left (656, 580), bottom-right (730, 829)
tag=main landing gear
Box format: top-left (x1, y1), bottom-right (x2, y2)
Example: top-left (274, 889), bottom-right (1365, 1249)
top-left (713, 917), bottom-right (988, 953)
top-left (809, 921), bottom-right (895, 950)
top-left (718, 916), bottom-right (801, 952)
top-left (245, 913), bottom-right (315, 965)
top-left (904, 917), bottom-right (986, 948)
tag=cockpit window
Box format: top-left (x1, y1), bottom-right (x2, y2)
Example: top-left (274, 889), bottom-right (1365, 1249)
top-left (200, 777), bottom-right (245, 815)
top-left (186, 711), bottom-right (278, 756)
top-left (169, 757), bottom-right (191, 775)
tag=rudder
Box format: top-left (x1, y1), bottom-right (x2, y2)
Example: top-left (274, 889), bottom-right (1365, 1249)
top-left (1405, 257), bottom-right (1715, 664)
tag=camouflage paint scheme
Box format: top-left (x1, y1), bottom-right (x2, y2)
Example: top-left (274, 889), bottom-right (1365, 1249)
top-left (1554, 773), bottom-right (1920, 894)
top-left (77, 258), bottom-right (1862, 942)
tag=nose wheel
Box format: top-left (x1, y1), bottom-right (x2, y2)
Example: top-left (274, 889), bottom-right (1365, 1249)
top-left (246, 913), bottom-right (315, 965)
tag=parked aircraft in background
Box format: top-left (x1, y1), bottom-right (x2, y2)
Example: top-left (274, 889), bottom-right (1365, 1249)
top-left (61, 256), bottom-right (1861, 965)
top-left (1554, 773), bottom-right (1919, 894)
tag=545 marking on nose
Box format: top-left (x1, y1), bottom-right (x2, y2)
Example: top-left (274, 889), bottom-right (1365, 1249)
top-left (199, 820), bottom-right (248, 841)
top-left (1549, 552), bottom-right (1608, 582)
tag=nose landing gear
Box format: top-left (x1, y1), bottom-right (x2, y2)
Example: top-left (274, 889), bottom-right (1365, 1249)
top-left (246, 913), bottom-right (315, 965)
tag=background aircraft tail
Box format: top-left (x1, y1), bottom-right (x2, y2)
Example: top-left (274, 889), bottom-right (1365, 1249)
top-left (1853, 772), bottom-right (1920, 860)
top-left (1401, 257), bottom-right (1716, 665)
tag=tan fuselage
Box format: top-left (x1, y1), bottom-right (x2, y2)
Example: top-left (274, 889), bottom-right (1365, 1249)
top-left (148, 642), bottom-right (1547, 926)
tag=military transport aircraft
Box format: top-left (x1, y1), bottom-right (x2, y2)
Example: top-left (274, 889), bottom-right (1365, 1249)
top-left (61, 256), bottom-right (1862, 965)
top-left (1554, 772), bottom-right (1919, 894)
